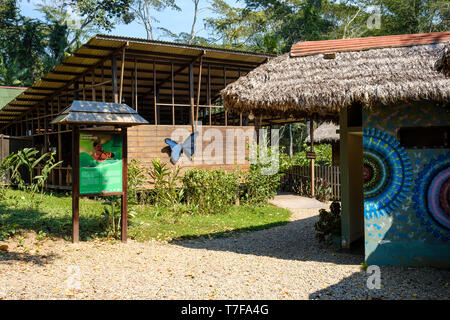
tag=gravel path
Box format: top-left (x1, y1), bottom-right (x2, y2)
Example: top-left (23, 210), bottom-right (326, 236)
top-left (0, 208), bottom-right (449, 300)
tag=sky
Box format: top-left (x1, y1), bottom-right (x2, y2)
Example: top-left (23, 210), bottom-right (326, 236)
top-left (19, 0), bottom-right (244, 41)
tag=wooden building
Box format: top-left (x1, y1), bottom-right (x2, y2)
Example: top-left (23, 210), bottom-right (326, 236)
top-left (0, 35), bottom-right (273, 189)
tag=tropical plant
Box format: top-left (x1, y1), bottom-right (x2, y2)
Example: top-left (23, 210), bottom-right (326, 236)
top-left (8, 148), bottom-right (62, 208)
top-left (314, 178), bottom-right (332, 202)
top-left (127, 159), bottom-right (147, 204)
top-left (314, 201), bottom-right (341, 245)
top-left (147, 158), bottom-right (183, 208)
top-left (101, 196), bottom-right (122, 237)
top-left (0, 152), bottom-right (15, 200)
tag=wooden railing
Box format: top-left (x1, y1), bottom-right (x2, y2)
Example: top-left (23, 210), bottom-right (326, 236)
top-left (281, 165), bottom-right (341, 200)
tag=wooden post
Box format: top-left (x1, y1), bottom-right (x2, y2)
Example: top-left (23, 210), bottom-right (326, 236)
top-left (72, 126), bottom-right (80, 243)
top-left (134, 58), bottom-right (138, 111)
top-left (195, 56), bottom-right (203, 128)
top-left (224, 67), bottom-right (227, 126)
top-left (119, 47), bottom-right (126, 103)
top-left (121, 127), bottom-right (128, 243)
top-left (153, 61), bottom-right (158, 125)
top-left (310, 118), bottom-right (315, 198)
top-left (82, 76), bottom-right (86, 100)
top-left (189, 63), bottom-right (195, 130)
top-left (101, 65), bottom-right (106, 102)
top-left (112, 55), bottom-right (118, 103)
top-left (171, 63), bottom-right (175, 125)
top-left (91, 71), bottom-right (96, 101)
top-left (208, 64), bottom-right (211, 126)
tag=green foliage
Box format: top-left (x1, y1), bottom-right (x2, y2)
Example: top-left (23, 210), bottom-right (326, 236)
top-left (129, 203), bottom-right (291, 242)
top-left (240, 163), bottom-right (280, 205)
top-left (0, 0), bottom-right (134, 87)
top-left (207, 0), bottom-right (449, 54)
top-left (314, 201), bottom-right (341, 245)
top-left (280, 144), bottom-right (332, 170)
top-left (360, 261), bottom-right (369, 271)
top-left (314, 178), bottom-right (332, 202)
top-left (183, 168), bottom-right (239, 215)
top-left (127, 159), bottom-right (147, 204)
top-left (0, 188), bottom-right (291, 243)
top-left (101, 196), bottom-right (122, 238)
top-left (0, 223), bottom-right (18, 241)
top-left (147, 158), bottom-right (184, 209)
top-left (7, 148), bottom-right (62, 209)
top-left (0, 152), bottom-right (15, 200)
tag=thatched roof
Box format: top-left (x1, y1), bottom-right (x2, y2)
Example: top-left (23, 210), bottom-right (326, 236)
top-left (305, 122), bottom-right (339, 143)
top-left (222, 32), bottom-right (450, 118)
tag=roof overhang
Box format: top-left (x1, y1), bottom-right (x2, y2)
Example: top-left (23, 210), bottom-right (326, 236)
top-left (51, 100), bottom-right (149, 126)
top-left (0, 35), bottom-right (274, 127)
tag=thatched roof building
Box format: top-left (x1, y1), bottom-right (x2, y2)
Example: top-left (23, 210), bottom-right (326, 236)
top-left (221, 32), bottom-right (450, 118)
top-left (305, 122), bottom-right (339, 143)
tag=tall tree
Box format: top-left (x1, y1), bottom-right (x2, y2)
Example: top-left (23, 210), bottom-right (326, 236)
top-left (0, 0), bottom-right (135, 86)
top-left (132, 0), bottom-right (180, 40)
top-left (159, 0), bottom-right (211, 45)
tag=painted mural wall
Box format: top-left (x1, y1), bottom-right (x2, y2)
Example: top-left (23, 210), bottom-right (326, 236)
top-left (363, 102), bottom-right (450, 267)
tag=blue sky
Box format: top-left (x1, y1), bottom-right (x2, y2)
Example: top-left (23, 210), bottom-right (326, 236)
top-left (19, 0), bottom-right (244, 41)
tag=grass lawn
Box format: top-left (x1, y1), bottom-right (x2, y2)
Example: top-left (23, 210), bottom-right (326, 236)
top-left (0, 189), bottom-right (291, 242)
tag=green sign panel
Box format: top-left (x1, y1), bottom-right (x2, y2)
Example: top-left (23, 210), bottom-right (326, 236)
top-left (79, 131), bottom-right (123, 195)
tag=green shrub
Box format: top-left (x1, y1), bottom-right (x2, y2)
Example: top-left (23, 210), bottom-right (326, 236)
top-left (147, 158), bottom-right (183, 208)
top-left (182, 168), bottom-right (239, 215)
top-left (314, 201), bottom-right (341, 245)
top-left (127, 159), bottom-right (147, 204)
top-left (240, 163), bottom-right (280, 205)
top-left (280, 143), bottom-right (332, 171)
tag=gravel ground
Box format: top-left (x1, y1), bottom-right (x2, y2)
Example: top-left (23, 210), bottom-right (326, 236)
top-left (0, 208), bottom-right (449, 300)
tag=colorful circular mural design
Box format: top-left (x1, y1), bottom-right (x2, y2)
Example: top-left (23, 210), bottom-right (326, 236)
top-left (363, 128), bottom-right (413, 220)
top-left (413, 154), bottom-right (450, 241)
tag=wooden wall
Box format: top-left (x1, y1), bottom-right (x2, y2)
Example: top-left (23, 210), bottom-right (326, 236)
top-left (128, 125), bottom-right (254, 173)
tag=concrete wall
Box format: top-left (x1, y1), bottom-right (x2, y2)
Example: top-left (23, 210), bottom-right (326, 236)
top-left (363, 102), bottom-right (450, 267)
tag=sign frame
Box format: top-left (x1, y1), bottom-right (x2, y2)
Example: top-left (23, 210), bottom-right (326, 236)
top-left (72, 126), bottom-right (128, 243)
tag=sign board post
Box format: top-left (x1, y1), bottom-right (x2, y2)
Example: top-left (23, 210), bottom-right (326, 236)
top-left (71, 126), bottom-right (129, 243)
top-left (72, 126), bottom-right (80, 243)
top-left (51, 100), bottom-right (148, 244)
top-left (121, 127), bottom-right (128, 242)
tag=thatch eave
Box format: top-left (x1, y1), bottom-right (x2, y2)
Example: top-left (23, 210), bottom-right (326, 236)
top-left (222, 41), bottom-right (450, 117)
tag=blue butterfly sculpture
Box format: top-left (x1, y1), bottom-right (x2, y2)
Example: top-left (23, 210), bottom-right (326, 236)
top-left (165, 131), bottom-right (198, 164)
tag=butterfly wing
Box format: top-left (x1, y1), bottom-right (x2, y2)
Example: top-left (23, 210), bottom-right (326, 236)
top-left (181, 132), bottom-right (198, 159)
top-left (165, 138), bottom-right (182, 164)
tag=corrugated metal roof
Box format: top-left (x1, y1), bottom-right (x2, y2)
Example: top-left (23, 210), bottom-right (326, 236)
top-left (0, 86), bottom-right (27, 110)
top-left (291, 31), bottom-right (450, 57)
top-left (0, 34), bottom-right (273, 125)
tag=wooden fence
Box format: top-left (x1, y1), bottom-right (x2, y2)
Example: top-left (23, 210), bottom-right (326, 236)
top-left (280, 165), bottom-right (341, 200)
